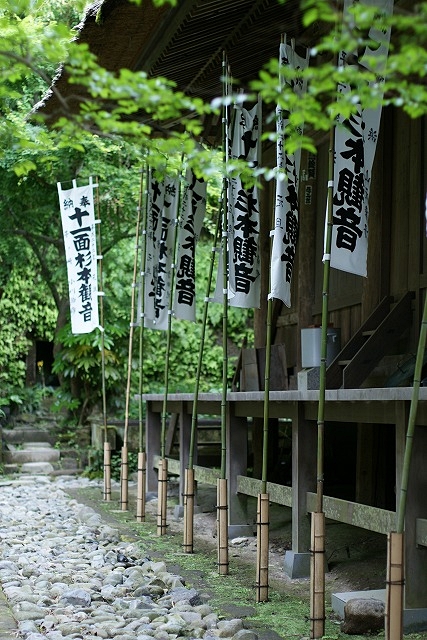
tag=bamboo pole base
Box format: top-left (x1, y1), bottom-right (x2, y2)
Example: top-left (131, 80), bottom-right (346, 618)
top-left (120, 445), bottom-right (129, 511)
top-left (136, 451), bottom-right (146, 522)
top-left (385, 531), bottom-right (404, 640)
top-left (256, 493), bottom-right (270, 602)
top-left (310, 511), bottom-right (326, 640)
top-left (217, 478), bottom-right (229, 575)
top-left (183, 468), bottom-right (195, 554)
top-left (157, 458), bottom-right (168, 536)
top-left (103, 441), bottom-right (111, 501)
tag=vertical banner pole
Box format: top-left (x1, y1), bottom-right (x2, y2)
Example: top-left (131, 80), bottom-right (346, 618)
top-left (137, 166), bottom-right (148, 522)
top-left (217, 51), bottom-right (230, 575)
top-left (120, 201), bottom-right (143, 511)
top-left (386, 290), bottom-right (427, 638)
top-left (184, 200), bottom-right (222, 553)
top-left (158, 172), bottom-right (182, 535)
top-left (94, 178), bottom-right (110, 503)
top-left (310, 126), bottom-right (334, 639)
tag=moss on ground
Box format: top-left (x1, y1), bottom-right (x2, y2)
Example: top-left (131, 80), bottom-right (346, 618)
top-left (74, 486), bottom-right (427, 640)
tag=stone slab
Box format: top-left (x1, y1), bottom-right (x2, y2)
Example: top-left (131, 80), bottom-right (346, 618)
top-left (4, 449), bottom-right (60, 464)
top-left (20, 462), bottom-right (55, 474)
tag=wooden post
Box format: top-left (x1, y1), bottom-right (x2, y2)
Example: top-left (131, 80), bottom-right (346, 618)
top-left (310, 511), bottom-right (326, 640)
top-left (385, 532), bottom-right (404, 640)
top-left (136, 451), bottom-right (146, 522)
top-left (103, 441), bottom-right (111, 502)
top-left (120, 444), bottom-right (128, 511)
top-left (217, 478), bottom-right (229, 575)
top-left (157, 458), bottom-right (168, 536)
top-left (183, 467), bottom-right (195, 553)
top-left (256, 493), bottom-right (269, 602)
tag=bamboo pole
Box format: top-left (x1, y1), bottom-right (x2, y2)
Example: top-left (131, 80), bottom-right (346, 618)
top-left (385, 291), bottom-right (427, 638)
top-left (93, 177), bottom-right (111, 503)
top-left (120, 202), bottom-right (143, 511)
top-left (136, 167), bottom-right (148, 523)
top-left (157, 457), bottom-right (168, 536)
top-left (183, 467), bottom-right (195, 553)
top-left (256, 492), bottom-right (270, 602)
top-left (184, 197), bottom-right (222, 553)
top-left (158, 174), bottom-right (181, 535)
top-left (217, 51), bottom-right (231, 575)
top-left (136, 451), bottom-right (146, 522)
top-left (310, 511), bottom-right (326, 639)
top-left (385, 531), bottom-right (404, 640)
top-left (217, 478), bottom-right (229, 575)
top-left (309, 127), bottom-right (334, 640)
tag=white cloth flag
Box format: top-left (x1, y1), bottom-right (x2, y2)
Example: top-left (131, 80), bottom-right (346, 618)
top-left (145, 177), bottom-right (180, 331)
top-left (58, 178), bottom-right (99, 334)
top-left (227, 99), bottom-right (262, 309)
top-left (144, 173), bottom-right (165, 323)
top-left (270, 42), bottom-right (309, 307)
top-left (174, 170), bottom-right (206, 322)
top-left (331, 0), bottom-right (393, 276)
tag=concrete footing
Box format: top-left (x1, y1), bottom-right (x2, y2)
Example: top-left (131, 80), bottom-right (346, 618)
top-left (283, 550), bottom-right (311, 579)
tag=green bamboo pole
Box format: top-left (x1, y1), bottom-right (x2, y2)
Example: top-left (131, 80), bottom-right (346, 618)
top-left (158, 173), bottom-right (181, 536)
top-left (309, 126), bottom-right (334, 640)
top-left (396, 294), bottom-right (427, 532)
top-left (183, 197), bottom-right (222, 554)
top-left (94, 178), bottom-right (111, 502)
top-left (138, 166), bottom-right (148, 454)
top-left (217, 51), bottom-right (230, 576)
top-left (120, 199), bottom-right (143, 511)
top-left (385, 292), bottom-right (427, 640)
top-left (136, 165), bottom-right (148, 523)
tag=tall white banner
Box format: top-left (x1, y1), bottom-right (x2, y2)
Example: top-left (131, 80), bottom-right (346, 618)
top-left (58, 178), bottom-right (99, 335)
top-left (269, 42), bottom-right (309, 307)
top-left (174, 170), bottom-right (206, 322)
top-left (331, 0), bottom-right (393, 276)
top-left (144, 173), bottom-right (165, 324)
top-left (145, 177), bottom-right (180, 331)
top-left (227, 98), bottom-right (262, 309)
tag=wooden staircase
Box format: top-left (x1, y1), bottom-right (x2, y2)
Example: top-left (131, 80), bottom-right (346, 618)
top-left (326, 292), bottom-right (414, 389)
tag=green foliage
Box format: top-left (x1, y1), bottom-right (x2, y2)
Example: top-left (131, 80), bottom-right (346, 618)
top-left (0, 250), bottom-right (56, 390)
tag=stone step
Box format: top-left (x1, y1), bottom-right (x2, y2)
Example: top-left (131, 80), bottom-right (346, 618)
top-left (3, 448), bottom-right (61, 464)
top-left (19, 462), bottom-right (55, 475)
top-left (3, 428), bottom-right (56, 445)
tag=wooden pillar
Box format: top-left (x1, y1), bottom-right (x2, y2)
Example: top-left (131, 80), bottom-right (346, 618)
top-left (226, 401), bottom-right (253, 537)
top-left (146, 401), bottom-right (161, 493)
top-left (284, 402), bottom-right (317, 578)
top-left (178, 403), bottom-right (192, 507)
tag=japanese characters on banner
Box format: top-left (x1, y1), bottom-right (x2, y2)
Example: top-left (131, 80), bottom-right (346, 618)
top-left (144, 177), bottom-right (180, 331)
top-left (227, 99), bottom-right (262, 309)
top-left (331, 0), bottom-right (393, 276)
top-left (269, 41), bottom-right (309, 307)
top-left (58, 178), bottom-right (99, 335)
top-left (174, 170), bottom-right (207, 322)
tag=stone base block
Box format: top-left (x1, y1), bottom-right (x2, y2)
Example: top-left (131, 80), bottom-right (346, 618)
top-left (283, 550), bottom-right (311, 579)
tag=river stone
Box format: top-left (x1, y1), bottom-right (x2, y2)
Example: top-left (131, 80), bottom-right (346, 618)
top-left (59, 588), bottom-right (92, 607)
top-left (169, 586), bottom-right (202, 606)
top-left (232, 630), bottom-right (258, 640)
top-left (217, 619), bottom-right (244, 637)
top-left (341, 598), bottom-right (385, 635)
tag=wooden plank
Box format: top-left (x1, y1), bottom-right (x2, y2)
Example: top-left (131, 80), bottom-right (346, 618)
top-left (306, 492), bottom-right (395, 534)
top-left (257, 344), bottom-right (288, 391)
top-left (237, 475), bottom-right (292, 506)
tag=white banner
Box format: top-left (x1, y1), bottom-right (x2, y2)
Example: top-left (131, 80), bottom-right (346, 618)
top-left (58, 178), bottom-right (99, 334)
top-left (144, 173), bottom-right (165, 323)
top-left (227, 99), bottom-right (262, 309)
top-left (174, 170), bottom-right (206, 322)
top-left (331, 0), bottom-right (393, 276)
top-left (145, 177), bottom-right (180, 331)
top-left (270, 42), bottom-right (309, 307)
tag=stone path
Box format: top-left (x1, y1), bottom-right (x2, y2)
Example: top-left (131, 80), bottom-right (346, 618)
top-left (0, 476), bottom-right (261, 640)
